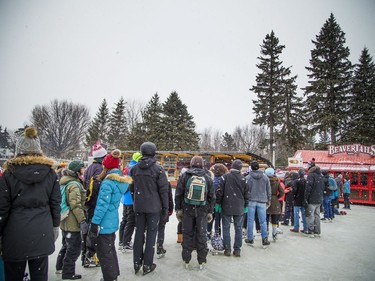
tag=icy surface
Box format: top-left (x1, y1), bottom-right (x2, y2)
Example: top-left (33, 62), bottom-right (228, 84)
top-left (47, 198), bottom-right (375, 281)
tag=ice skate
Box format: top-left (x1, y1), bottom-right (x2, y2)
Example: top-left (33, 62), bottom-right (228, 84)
top-left (272, 234), bottom-right (277, 242)
top-left (122, 244), bottom-right (133, 253)
top-left (262, 237), bottom-right (270, 248)
top-left (244, 238), bottom-right (254, 246)
top-left (156, 244), bottom-right (166, 259)
top-left (143, 264), bottom-right (156, 275)
top-left (199, 262), bottom-right (206, 270)
top-left (184, 262), bottom-right (190, 269)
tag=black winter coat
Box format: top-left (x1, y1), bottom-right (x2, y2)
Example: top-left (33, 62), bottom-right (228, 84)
top-left (129, 156), bottom-right (169, 213)
top-left (216, 169), bottom-right (249, 216)
top-left (0, 155), bottom-right (61, 262)
top-left (292, 177), bottom-right (306, 207)
top-left (305, 166), bottom-right (324, 205)
top-left (175, 167), bottom-right (215, 214)
top-left (322, 174), bottom-right (332, 197)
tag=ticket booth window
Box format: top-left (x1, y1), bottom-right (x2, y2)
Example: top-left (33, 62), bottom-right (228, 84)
top-left (352, 173), bottom-right (358, 185)
top-left (360, 173), bottom-right (368, 186)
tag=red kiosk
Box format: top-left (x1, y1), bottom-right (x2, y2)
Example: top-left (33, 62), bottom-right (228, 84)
top-left (287, 144), bottom-right (375, 205)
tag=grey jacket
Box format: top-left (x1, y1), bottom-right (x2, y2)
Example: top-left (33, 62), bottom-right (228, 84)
top-left (246, 170), bottom-right (271, 203)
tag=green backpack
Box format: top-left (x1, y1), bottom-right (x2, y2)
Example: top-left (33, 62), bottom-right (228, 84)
top-left (184, 175), bottom-right (207, 206)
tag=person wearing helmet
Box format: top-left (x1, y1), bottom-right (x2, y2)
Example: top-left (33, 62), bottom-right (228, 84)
top-left (265, 167), bottom-right (284, 242)
top-left (245, 160), bottom-right (272, 247)
top-left (129, 142), bottom-right (169, 275)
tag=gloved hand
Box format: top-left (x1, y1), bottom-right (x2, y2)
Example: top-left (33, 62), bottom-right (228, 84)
top-left (214, 204), bottom-right (222, 213)
top-left (176, 210), bottom-right (183, 222)
top-left (207, 213), bottom-right (213, 223)
top-left (89, 223), bottom-right (100, 238)
top-left (162, 208), bottom-right (169, 221)
top-left (168, 209), bottom-right (173, 216)
top-left (80, 220), bottom-right (89, 235)
top-left (244, 207), bottom-right (248, 213)
top-left (53, 227), bottom-right (60, 242)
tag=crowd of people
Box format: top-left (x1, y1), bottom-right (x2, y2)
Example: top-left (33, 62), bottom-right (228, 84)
top-left (0, 127), bottom-right (352, 281)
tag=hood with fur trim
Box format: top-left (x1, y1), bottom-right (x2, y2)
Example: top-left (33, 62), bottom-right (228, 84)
top-left (2, 155), bottom-right (56, 185)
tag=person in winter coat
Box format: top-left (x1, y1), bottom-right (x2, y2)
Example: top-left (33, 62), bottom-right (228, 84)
top-left (343, 178), bottom-right (351, 209)
top-left (282, 172), bottom-right (297, 226)
top-left (265, 168), bottom-right (285, 241)
top-left (0, 127), bottom-right (61, 281)
top-left (175, 156), bottom-right (215, 269)
top-left (290, 169), bottom-right (308, 233)
top-left (88, 149), bottom-right (132, 281)
top-left (129, 142), bottom-right (169, 275)
top-left (56, 160), bottom-right (86, 280)
top-left (208, 163), bottom-right (228, 238)
top-left (334, 174), bottom-right (343, 209)
top-left (156, 182), bottom-right (174, 257)
top-left (304, 162), bottom-right (325, 237)
top-left (81, 142), bottom-right (107, 267)
top-left (321, 170), bottom-right (334, 221)
top-left (245, 160), bottom-right (272, 247)
top-left (119, 152), bottom-right (141, 252)
top-left (216, 160), bottom-right (249, 257)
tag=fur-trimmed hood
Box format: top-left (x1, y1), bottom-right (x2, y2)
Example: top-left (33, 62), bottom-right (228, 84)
top-left (105, 172), bottom-right (133, 184)
top-left (3, 155), bottom-right (55, 171)
top-left (2, 154), bottom-right (56, 185)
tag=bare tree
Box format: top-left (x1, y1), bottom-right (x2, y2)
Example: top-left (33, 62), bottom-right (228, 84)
top-left (232, 124), bottom-right (267, 154)
top-left (31, 99), bottom-right (90, 158)
top-left (124, 99), bottom-right (144, 132)
top-left (198, 127), bottom-right (214, 151)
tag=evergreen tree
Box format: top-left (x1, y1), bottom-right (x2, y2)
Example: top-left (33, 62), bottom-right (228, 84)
top-left (85, 99), bottom-right (110, 148)
top-left (277, 67), bottom-right (307, 151)
top-left (304, 13), bottom-right (352, 143)
top-left (220, 132), bottom-right (237, 151)
top-left (108, 97), bottom-right (128, 150)
top-left (140, 93), bottom-right (164, 145)
top-left (343, 47), bottom-right (375, 145)
top-left (250, 30), bottom-right (289, 157)
top-left (159, 91), bottom-right (199, 151)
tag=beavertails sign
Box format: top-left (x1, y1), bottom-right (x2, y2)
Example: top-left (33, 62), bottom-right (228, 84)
top-left (328, 144), bottom-right (375, 156)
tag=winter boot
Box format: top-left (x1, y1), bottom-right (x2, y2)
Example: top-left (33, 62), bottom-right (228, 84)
top-left (272, 225), bottom-right (277, 242)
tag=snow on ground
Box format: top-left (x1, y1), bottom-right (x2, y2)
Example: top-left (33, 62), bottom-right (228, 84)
top-left (47, 202), bottom-right (375, 281)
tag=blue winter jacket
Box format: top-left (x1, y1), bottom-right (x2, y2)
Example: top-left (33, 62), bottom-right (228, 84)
top-left (121, 160), bottom-right (137, 205)
top-left (343, 180), bottom-right (351, 194)
top-left (91, 169), bottom-right (132, 234)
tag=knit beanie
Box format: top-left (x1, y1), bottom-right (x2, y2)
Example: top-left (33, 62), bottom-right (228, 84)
top-left (132, 152), bottom-right (142, 162)
top-left (190, 156), bottom-right (203, 168)
top-left (15, 127), bottom-right (43, 155)
top-left (92, 143), bottom-right (108, 158)
top-left (231, 160), bottom-right (243, 171)
top-left (68, 160), bottom-right (84, 172)
top-left (102, 149), bottom-right (122, 169)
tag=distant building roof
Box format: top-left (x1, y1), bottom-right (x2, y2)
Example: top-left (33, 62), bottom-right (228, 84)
top-left (289, 148), bottom-right (375, 172)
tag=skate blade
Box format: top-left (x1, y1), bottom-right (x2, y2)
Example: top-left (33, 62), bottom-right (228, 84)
top-left (199, 263), bottom-right (205, 270)
top-left (185, 263), bottom-right (189, 269)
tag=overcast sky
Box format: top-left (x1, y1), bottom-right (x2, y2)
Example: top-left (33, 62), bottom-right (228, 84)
top-left (0, 0), bottom-right (374, 134)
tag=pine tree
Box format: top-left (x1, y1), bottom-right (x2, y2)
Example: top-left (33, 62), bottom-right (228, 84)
top-left (140, 93), bottom-right (164, 145)
top-left (85, 99), bottom-right (110, 148)
top-left (108, 97), bottom-right (128, 150)
top-left (250, 31), bottom-right (289, 157)
top-left (343, 47), bottom-right (375, 145)
top-left (277, 67), bottom-right (307, 151)
top-left (221, 132), bottom-right (237, 151)
top-left (159, 91), bottom-right (199, 151)
top-left (304, 13), bottom-right (352, 143)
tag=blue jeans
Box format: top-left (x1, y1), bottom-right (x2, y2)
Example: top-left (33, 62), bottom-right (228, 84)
top-left (293, 206), bottom-right (308, 232)
top-left (323, 195), bottom-right (333, 219)
top-left (247, 201), bottom-right (268, 240)
top-left (222, 214), bottom-right (244, 251)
